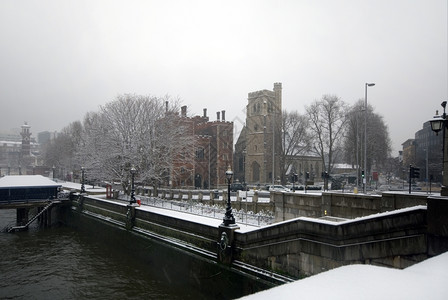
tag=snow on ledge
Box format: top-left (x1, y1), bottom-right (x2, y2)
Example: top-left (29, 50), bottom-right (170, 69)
top-left (298, 205), bottom-right (427, 226)
top-left (0, 175), bottom-right (61, 188)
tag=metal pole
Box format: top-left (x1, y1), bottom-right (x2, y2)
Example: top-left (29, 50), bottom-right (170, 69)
top-left (364, 84), bottom-right (367, 193)
top-left (356, 111), bottom-right (359, 188)
top-left (364, 83), bottom-right (375, 193)
top-left (272, 108), bottom-right (275, 185)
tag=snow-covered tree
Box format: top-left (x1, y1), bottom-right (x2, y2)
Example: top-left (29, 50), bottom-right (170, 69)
top-left (78, 94), bottom-right (193, 193)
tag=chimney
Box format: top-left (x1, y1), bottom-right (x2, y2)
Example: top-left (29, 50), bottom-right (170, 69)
top-left (221, 110), bottom-right (226, 121)
top-left (216, 111), bottom-right (220, 121)
top-left (203, 108), bottom-right (207, 118)
top-left (181, 105), bottom-right (187, 117)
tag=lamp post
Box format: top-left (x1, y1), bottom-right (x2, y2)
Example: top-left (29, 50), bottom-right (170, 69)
top-left (80, 167), bottom-right (86, 194)
top-left (242, 148), bottom-right (247, 221)
top-left (364, 82), bottom-right (375, 193)
top-left (429, 101), bottom-right (448, 196)
top-left (130, 166), bottom-right (136, 204)
top-left (222, 166), bottom-right (236, 226)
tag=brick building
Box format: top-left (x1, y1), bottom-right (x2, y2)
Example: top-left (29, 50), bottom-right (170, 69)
top-left (169, 106), bottom-right (233, 189)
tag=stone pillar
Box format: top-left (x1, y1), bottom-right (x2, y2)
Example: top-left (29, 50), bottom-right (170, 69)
top-left (125, 203), bottom-right (138, 230)
top-left (217, 223), bottom-right (240, 264)
top-left (16, 208), bottom-right (29, 226)
top-left (321, 192), bottom-right (331, 216)
top-left (78, 194), bottom-right (85, 211)
top-left (443, 127), bottom-right (448, 196)
top-left (427, 196), bottom-right (448, 255)
top-left (253, 191), bottom-right (259, 203)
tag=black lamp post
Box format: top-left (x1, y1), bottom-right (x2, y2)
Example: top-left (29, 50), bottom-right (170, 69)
top-left (81, 167), bottom-right (86, 194)
top-left (130, 166), bottom-right (136, 204)
top-left (429, 101), bottom-right (448, 196)
top-left (364, 82), bottom-right (375, 193)
top-left (222, 166), bottom-right (236, 226)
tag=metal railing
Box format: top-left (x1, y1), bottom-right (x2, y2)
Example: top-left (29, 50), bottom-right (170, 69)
top-left (118, 194), bottom-right (274, 227)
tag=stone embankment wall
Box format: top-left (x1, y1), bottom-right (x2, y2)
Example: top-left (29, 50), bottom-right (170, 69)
top-left (235, 206), bottom-right (428, 277)
top-left (71, 192), bottom-right (448, 279)
top-left (274, 191), bottom-right (428, 221)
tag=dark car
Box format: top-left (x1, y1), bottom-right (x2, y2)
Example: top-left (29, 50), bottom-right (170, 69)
top-left (230, 183), bottom-right (246, 192)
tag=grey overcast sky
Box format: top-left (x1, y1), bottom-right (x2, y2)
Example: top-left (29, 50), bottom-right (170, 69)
top-left (0, 0), bottom-right (446, 154)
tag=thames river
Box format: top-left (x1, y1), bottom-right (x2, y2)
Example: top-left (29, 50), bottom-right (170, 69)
top-left (0, 209), bottom-right (270, 299)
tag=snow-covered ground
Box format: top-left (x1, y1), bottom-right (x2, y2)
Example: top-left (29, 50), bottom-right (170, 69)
top-left (61, 181), bottom-right (106, 193)
top-left (240, 251), bottom-right (448, 300)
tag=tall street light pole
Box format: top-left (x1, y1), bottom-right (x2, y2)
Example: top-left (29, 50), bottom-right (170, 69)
top-left (364, 82), bottom-right (375, 194)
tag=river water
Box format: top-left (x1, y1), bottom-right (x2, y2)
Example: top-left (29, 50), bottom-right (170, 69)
top-left (0, 209), bottom-right (271, 299)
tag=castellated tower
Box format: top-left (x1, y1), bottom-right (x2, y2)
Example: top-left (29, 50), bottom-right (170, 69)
top-left (20, 122), bottom-right (31, 158)
top-left (245, 83), bottom-right (282, 185)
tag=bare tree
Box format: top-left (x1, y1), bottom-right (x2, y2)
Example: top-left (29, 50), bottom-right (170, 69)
top-left (344, 100), bottom-right (391, 181)
top-left (43, 121), bottom-right (83, 180)
top-left (306, 95), bottom-right (348, 188)
top-left (280, 110), bottom-right (311, 184)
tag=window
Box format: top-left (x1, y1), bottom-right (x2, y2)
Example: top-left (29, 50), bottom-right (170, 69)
top-left (196, 148), bottom-right (204, 160)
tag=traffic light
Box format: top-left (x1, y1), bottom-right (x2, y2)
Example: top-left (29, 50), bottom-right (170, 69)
top-left (291, 173), bottom-right (298, 183)
top-left (410, 165), bottom-right (420, 179)
top-left (306, 172), bottom-right (310, 179)
top-left (361, 170), bottom-right (365, 178)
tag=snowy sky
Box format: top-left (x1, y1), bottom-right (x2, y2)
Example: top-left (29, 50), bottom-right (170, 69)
top-left (0, 0), bottom-right (446, 154)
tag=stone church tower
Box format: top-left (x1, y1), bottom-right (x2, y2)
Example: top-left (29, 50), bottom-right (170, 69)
top-left (245, 83), bottom-right (282, 185)
top-left (19, 122), bottom-right (33, 171)
top-left (20, 122), bottom-right (32, 157)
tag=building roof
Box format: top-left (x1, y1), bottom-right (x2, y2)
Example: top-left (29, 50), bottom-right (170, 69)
top-left (0, 175), bottom-right (61, 189)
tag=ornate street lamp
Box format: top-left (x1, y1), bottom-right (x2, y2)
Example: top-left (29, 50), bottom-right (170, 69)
top-left (130, 166), bottom-right (137, 204)
top-left (430, 101), bottom-right (446, 135)
top-left (429, 101), bottom-right (448, 196)
top-left (222, 166), bottom-right (236, 226)
top-left (364, 82), bottom-right (375, 193)
top-left (80, 167), bottom-right (86, 194)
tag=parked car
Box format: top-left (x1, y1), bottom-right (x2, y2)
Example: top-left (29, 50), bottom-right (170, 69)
top-left (268, 185), bottom-right (291, 192)
top-left (230, 183), bottom-right (247, 192)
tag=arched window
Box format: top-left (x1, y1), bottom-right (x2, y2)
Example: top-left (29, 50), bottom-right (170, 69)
top-left (252, 161), bottom-right (260, 182)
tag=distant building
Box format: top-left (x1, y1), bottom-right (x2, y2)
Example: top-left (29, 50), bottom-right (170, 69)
top-left (0, 123), bottom-right (39, 176)
top-left (237, 83), bottom-right (283, 185)
top-left (414, 121), bottom-right (443, 182)
top-left (234, 83), bottom-right (323, 186)
top-left (168, 106), bottom-right (233, 189)
top-left (401, 139), bottom-right (416, 169)
top-left (37, 131), bottom-right (52, 145)
top-left (401, 120), bottom-right (443, 183)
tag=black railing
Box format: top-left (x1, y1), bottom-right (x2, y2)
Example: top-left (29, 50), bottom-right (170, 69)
top-left (117, 194), bottom-right (274, 227)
